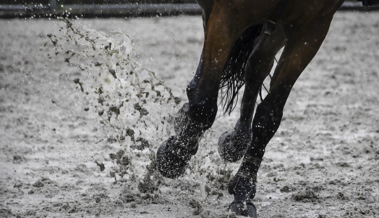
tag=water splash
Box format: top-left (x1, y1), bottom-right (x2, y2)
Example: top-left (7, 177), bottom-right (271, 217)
top-left (46, 17), bottom-right (181, 182)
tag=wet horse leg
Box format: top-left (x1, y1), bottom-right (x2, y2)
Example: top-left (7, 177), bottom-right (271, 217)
top-left (157, 3), bottom-right (248, 179)
top-left (156, 53), bottom-right (215, 179)
top-left (228, 17), bottom-right (334, 217)
top-left (218, 24), bottom-right (286, 162)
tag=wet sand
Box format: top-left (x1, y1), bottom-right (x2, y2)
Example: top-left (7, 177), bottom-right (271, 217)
top-left (1, 12), bottom-right (379, 217)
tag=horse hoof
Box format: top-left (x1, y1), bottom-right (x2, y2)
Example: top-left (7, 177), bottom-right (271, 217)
top-left (218, 131), bottom-right (248, 162)
top-left (156, 136), bottom-right (190, 179)
top-left (229, 201), bottom-right (257, 218)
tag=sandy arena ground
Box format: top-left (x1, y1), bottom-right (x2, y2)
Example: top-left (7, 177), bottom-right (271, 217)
top-left (1, 11), bottom-right (379, 218)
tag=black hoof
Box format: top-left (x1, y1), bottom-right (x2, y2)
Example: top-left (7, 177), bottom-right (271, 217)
top-left (218, 131), bottom-right (250, 162)
top-left (156, 136), bottom-right (198, 179)
top-left (229, 201), bottom-right (257, 218)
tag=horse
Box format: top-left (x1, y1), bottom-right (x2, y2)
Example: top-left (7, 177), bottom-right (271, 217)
top-left (155, 0), bottom-right (374, 217)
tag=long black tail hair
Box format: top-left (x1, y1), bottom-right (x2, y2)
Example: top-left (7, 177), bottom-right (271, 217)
top-left (219, 24), bottom-right (263, 114)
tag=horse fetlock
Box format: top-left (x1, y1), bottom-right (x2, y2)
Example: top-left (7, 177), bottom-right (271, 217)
top-left (174, 103), bottom-right (204, 154)
top-left (227, 158), bottom-right (261, 218)
top-left (157, 101), bottom-right (205, 179)
top-left (228, 173), bottom-right (257, 200)
top-left (218, 130), bottom-right (251, 162)
top-left (228, 175), bottom-right (257, 217)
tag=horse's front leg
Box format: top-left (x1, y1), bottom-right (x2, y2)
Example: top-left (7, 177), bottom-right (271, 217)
top-left (157, 3), bottom-right (246, 179)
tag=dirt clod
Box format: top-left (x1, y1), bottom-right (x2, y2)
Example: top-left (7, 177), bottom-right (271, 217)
top-left (291, 190), bottom-right (319, 203)
top-left (189, 199), bottom-right (203, 215)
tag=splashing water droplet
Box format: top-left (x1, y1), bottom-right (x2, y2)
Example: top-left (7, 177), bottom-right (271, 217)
top-left (47, 17), bottom-right (182, 181)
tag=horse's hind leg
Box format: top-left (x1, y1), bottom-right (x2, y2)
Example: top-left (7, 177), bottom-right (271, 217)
top-left (228, 16), bottom-right (334, 217)
top-left (219, 23), bottom-right (286, 162)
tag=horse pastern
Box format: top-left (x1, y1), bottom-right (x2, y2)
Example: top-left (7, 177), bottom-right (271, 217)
top-left (228, 174), bottom-right (257, 199)
top-left (218, 130), bottom-right (250, 162)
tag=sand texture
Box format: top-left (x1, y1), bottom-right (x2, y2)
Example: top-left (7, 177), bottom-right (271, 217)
top-left (1, 12), bottom-right (379, 218)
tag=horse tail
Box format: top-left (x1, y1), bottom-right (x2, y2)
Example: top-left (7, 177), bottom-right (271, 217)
top-left (220, 24), bottom-right (263, 114)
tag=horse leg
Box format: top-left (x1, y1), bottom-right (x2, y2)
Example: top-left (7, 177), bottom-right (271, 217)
top-left (157, 3), bottom-right (249, 179)
top-left (156, 52), bottom-right (215, 179)
top-left (228, 16), bottom-right (334, 217)
top-left (218, 23), bottom-right (286, 162)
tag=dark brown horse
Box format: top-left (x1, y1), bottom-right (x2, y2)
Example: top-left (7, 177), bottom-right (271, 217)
top-left (156, 0), bottom-right (376, 217)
